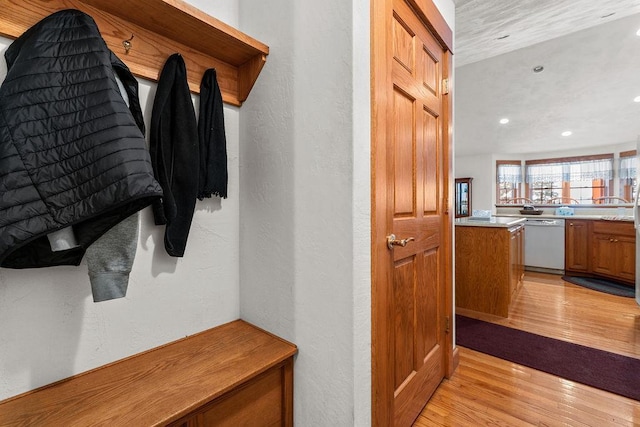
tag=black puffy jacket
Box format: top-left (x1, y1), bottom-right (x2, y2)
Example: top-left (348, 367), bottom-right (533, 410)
top-left (0, 9), bottom-right (163, 268)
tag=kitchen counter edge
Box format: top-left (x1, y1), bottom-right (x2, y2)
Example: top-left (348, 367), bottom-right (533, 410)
top-left (455, 217), bottom-right (527, 228)
top-left (497, 214), bottom-right (634, 222)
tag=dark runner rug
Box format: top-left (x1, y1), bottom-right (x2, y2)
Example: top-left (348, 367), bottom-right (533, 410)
top-left (562, 275), bottom-right (635, 298)
top-left (456, 315), bottom-right (640, 401)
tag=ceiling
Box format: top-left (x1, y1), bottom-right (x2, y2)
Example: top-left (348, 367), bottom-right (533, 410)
top-left (454, 0), bottom-right (640, 156)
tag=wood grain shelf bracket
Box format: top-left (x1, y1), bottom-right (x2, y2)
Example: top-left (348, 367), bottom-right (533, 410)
top-left (0, 0), bottom-right (270, 106)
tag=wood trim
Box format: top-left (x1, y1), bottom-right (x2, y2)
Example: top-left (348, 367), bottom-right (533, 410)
top-left (282, 358), bottom-right (295, 427)
top-left (620, 150), bottom-right (637, 158)
top-left (450, 345), bottom-right (460, 375)
top-left (0, 0), bottom-right (269, 106)
top-left (525, 153), bottom-right (614, 165)
top-left (496, 160), bottom-right (522, 166)
top-left (442, 48), bottom-right (455, 379)
top-left (405, 0), bottom-right (453, 53)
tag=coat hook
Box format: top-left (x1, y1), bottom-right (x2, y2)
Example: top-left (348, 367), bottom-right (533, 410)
top-left (122, 34), bottom-right (134, 54)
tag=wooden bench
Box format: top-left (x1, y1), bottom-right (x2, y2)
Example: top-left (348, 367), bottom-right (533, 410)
top-left (0, 320), bottom-right (297, 426)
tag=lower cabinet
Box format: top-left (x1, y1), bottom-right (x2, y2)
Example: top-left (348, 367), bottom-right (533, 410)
top-left (456, 223), bottom-right (524, 317)
top-left (565, 219), bottom-right (635, 285)
top-left (591, 221), bottom-right (636, 283)
top-left (565, 219), bottom-right (590, 272)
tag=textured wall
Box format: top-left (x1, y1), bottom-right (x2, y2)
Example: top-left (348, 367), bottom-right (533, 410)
top-left (238, 1), bottom-right (360, 425)
top-left (0, 1), bottom-right (241, 401)
top-left (238, 1), bottom-right (453, 425)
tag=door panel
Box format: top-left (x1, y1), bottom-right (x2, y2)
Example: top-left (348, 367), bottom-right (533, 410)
top-left (418, 248), bottom-right (439, 358)
top-left (421, 47), bottom-right (439, 95)
top-left (393, 257), bottom-right (416, 389)
top-left (592, 235), bottom-right (616, 276)
top-left (393, 14), bottom-right (415, 73)
top-left (372, 0), bottom-right (453, 425)
top-left (393, 88), bottom-right (417, 217)
top-left (423, 108), bottom-right (439, 213)
top-left (617, 236), bottom-right (636, 281)
top-left (390, 0), bottom-right (445, 425)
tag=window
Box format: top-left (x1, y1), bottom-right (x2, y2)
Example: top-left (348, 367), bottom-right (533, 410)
top-left (619, 150), bottom-right (636, 203)
top-left (525, 154), bottom-right (613, 204)
top-left (496, 161), bottom-right (522, 203)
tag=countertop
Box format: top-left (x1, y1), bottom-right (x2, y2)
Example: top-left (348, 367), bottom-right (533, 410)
top-left (497, 213), bottom-right (634, 222)
top-left (494, 206), bottom-right (635, 222)
top-left (455, 216), bottom-right (527, 228)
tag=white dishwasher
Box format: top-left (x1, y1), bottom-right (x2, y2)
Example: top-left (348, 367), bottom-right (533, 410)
top-left (524, 218), bottom-right (565, 273)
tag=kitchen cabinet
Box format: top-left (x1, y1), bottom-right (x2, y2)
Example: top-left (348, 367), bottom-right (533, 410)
top-left (456, 223), bottom-right (524, 317)
top-left (565, 219), bottom-right (590, 273)
top-left (591, 221), bottom-right (635, 284)
top-left (564, 219), bottom-right (635, 285)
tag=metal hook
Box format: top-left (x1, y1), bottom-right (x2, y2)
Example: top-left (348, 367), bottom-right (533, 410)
top-left (122, 34), bottom-right (134, 54)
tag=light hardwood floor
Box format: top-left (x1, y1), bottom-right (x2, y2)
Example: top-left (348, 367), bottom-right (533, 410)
top-left (415, 272), bottom-right (640, 426)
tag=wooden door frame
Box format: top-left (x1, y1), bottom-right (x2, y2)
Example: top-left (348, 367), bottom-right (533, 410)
top-left (371, 0), bottom-right (455, 425)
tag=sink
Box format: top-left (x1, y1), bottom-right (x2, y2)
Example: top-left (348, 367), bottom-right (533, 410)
top-left (468, 216), bottom-right (491, 221)
top-left (601, 215), bottom-right (634, 221)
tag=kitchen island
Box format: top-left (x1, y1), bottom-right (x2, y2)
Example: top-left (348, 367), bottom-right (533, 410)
top-left (455, 217), bottom-right (526, 317)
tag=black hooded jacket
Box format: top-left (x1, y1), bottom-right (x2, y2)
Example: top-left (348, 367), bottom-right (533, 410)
top-left (0, 9), bottom-right (163, 268)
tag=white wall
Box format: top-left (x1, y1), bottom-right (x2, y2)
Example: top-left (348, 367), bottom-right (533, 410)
top-left (455, 154), bottom-right (495, 213)
top-left (238, 1), bottom-right (360, 424)
top-left (239, 1), bottom-right (453, 426)
top-left (0, 2), bottom-right (241, 401)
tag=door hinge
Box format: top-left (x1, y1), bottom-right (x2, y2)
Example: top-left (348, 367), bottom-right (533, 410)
top-left (442, 78), bottom-right (450, 95)
top-left (445, 316), bottom-right (450, 334)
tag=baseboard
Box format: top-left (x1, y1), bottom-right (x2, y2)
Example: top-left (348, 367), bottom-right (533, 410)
top-left (525, 266), bottom-right (564, 275)
top-left (448, 346), bottom-right (459, 378)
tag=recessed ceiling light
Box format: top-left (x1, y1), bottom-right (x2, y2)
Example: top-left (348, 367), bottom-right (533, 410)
top-left (636, 28), bottom-right (640, 36)
top-left (499, 118), bottom-right (509, 124)
top-left (561, 131), bottom-right (572, 137)
top-left (533, 65), bottom-right (544, 73)
top-left (634, 96), bottom-right (640, 103)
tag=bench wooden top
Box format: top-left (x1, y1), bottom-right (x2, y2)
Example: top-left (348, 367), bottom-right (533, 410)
top-left (0, 320), bottom-right (297, 426)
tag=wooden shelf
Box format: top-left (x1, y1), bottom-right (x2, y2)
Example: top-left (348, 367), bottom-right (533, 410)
top-left (0, 0), bottom-right (269, 106)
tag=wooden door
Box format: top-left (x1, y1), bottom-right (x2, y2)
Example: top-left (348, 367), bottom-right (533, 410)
top-left (372, 0), bottom-right (453, 426)
top-left (615, 235), bottom-right (636, 282)
top-left (592, 233), bottom-right (617, 277)
top-left (565, 220), bottom-right (589, 272)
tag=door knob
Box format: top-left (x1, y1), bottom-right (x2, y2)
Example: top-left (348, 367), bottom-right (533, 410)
top-left (387, 234), bottom-right (415, 250)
